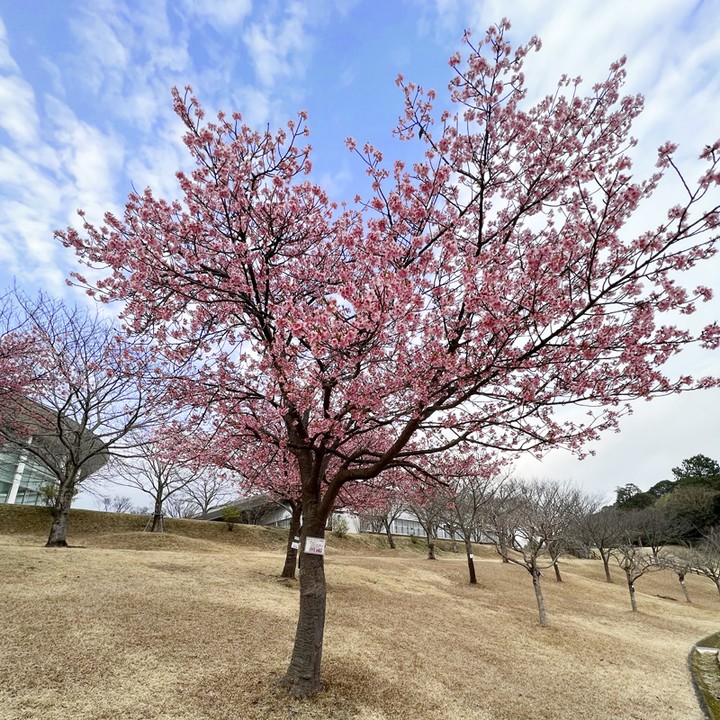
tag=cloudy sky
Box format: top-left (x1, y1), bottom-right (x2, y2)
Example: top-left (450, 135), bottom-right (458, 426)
top-left (1, 0), bottom-right (718, 506)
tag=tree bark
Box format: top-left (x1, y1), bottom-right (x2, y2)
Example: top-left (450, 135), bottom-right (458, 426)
top-left (150, 495), bottom-right (164, 532)
top-left (464, 536), bottom-right (477, 584)
top-left (532, 569), bottom-right (548, 626)
top-left (426, 531), bottom-right (436, 560)
top-left (281, 503), bottom-right (303, 579)
top-left (499, 536), bottom-right (510, 563)
top-left (281, 499), bottom-right (327, 698)
top-left (601, 550), bottom-right (613, 583)
top-left (45, 473), bottom-right (75, 547)
top-left (678, 574), bottom-right (691, 603)
top-left (553, 561), bottom-right (563, 583)
top-left (626, 569), bottom-right (638, 612)
top-left (383, 519), bottom-right (396, 549)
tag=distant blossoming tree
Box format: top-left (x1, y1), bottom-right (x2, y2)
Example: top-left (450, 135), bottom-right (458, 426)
top-left (59, 21), bottom-right (719, 696)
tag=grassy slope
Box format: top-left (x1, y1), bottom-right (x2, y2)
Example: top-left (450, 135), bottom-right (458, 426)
top-left (0, 506), bottom-right (717, 720)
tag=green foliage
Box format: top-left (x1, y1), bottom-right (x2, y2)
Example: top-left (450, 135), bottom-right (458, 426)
top-left (221, 505), bottom-right (241, 531)
top-left (673, 454), bottom-right (720, 489)
top-left (615, 483), bottom-right (654, 511)
top-left (332, 515), bottom-right (349, 538)
top-left (646, 479), bottom-right (675, 498)
top-left (38, 481), bottom-right (80, 518)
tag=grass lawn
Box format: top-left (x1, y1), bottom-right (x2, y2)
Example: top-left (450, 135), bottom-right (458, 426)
top-left (0, 507), bottom-right (718, 719)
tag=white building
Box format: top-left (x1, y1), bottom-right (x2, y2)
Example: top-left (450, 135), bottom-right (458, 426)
top-left (0, 446), bottom-right (56, 505)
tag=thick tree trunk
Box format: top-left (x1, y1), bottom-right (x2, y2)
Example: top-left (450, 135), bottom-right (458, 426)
top-left (464, 536), bottom-right (477, 584)
top-left (383, 519), bottom-right (396, 550)
top-left (281, 500), bottom-right (328, 698)
top-left (601, 550), bottom-right (613, 583)
top-left (678, 574), bottom-right (691, 603)
top-left (45, 474), bottom-right (75, 547)
top-left (281, 503), bottom-right (303, 579)
top-left (532, 569), bottom-right (548, 626)
top-left (553, 560), bottom-right (563, 583)
top-left (626, 569), bottom-right (638, 612)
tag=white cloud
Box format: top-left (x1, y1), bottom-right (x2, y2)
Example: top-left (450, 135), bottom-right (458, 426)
top-left (0, 74), bottom-right (39, 145)
top-left (181, 0), bottom-right (253, 30)
top-left (46, 98), bottom-right (125, 225)
top-left (243, 2), bottom-right (311, 88)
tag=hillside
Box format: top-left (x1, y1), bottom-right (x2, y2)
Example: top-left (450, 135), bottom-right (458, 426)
top-left (0, 506), bottom-right (717, 720)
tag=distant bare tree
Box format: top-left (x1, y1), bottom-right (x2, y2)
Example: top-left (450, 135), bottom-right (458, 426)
top-left (164, 495), bottom-right (198, 518)
top-left (96, 436), bottom-right (202, 532)
top-left (444, 474), bottom-right (499, 584)
top-left (181, 472), bottom-right (236, 519)
top-left (573, 504), bottom-right (628, 583)
top-left (407, 489), bottom-right (447, 561)
top-left (98, 495), bottom-right (135, 514)
top-left (359, 500), bottom-right (406, 550)
top-left (658, 549), bottom-right (695, 603)
top-left (486, 479), bottom-right (586, 626)
top-left (611, 543), bottom-right (660, 612)
top-left (0, 290), bottom-right (169, 546)
top-left (627, 506), bottom-right (684, 560)
top-left (691, 528), bottom-right (720, 598)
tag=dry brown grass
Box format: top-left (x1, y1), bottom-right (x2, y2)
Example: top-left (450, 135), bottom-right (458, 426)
top-left (0, 522), bottom-right (717, 720)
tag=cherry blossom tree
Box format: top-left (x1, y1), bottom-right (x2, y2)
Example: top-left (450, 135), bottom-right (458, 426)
top-left (59, 21), bottom-right (720, 696)
top-left (0, 289), bottom-right (34, 399)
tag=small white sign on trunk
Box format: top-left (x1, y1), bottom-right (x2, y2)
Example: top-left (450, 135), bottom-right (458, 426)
top-left (304, 537), bottom-right (326, 555)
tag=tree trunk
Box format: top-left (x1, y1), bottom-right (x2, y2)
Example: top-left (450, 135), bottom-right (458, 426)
top-left (281, 500), bottom-right (328, 698)
top-left (600, 549), bottom-right (613, 583)
top-left (626, 569), bottom-right (638, 612)
top-left (464, 536), bottom-right (477, 584)
top-left (532, 569), bottom-right (548, 626)
top-left (499, 536), bottom-right (510, 563)
top-left (383, 519), bottom-right (396, 550)
top-left (553, 560), bottom-right (563, 583)
top-left (714, 579), bottom-right (720, 598)
top-left (678, 574), bottom-right (691, 603)
top-left (150, 495), bottom-right (164, 532)
top-left (426, 530), bottom-right (436, 560)
top-left (45, 474), bottom-right (75, 547)
top-left (281, 503), bottom-right (303, 579)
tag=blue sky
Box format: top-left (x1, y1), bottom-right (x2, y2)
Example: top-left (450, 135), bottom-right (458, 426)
top-left (1, 0), bottom-right (719, 504)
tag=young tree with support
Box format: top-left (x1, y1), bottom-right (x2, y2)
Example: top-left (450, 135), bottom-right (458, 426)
top-left (94, 433), bottom-right (203, 532)
top-left (60, 20), bottom-right (720, 696)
